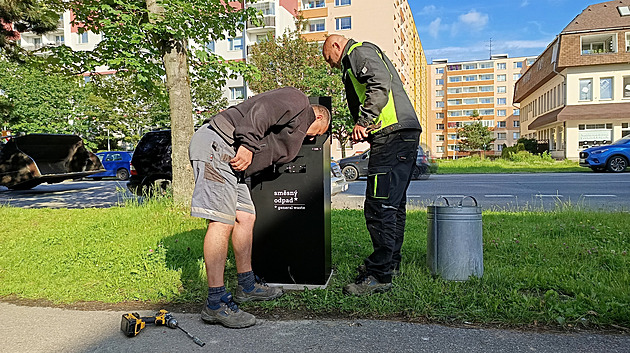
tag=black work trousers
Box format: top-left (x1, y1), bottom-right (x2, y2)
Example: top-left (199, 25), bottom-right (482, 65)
top-left (363, 129), bottom-right (420, 283)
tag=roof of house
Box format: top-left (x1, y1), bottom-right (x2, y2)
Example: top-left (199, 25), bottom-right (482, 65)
top-left (561, 0), bottom-right (630, 33)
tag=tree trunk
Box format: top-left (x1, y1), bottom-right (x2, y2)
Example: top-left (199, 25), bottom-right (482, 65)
top-left (146, 0), bottom-right (194, 206)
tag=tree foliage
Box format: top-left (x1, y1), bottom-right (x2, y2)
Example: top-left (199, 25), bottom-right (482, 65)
top-left (248, 24), bottom-right (354, 157)
top-left (0, 0), bottom-right (65, 61)
top-left (0, 59), bottom-right (88, 136)
top-left (458, 111), bottom-right (495, 152)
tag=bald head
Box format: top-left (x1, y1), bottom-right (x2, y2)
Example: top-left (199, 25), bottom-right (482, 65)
top-left (322, 35), bottom-right (349, 69)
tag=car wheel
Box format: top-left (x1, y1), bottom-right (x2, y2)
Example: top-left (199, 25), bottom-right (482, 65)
top-left (116, 168), bottom-right (130, 181)
top-left (606, 156), bottom-right (628, 173)
top-left (412, 165), bottom-right (430, 180)
top-left (342, 165), bottom-right (359, 181)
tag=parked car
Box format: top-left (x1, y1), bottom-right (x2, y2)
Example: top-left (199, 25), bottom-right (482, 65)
top-left (127, 130), bottom-right (347, 196)
top-left (0, 134), bottom-right (104, 190)
top-left (127, 130), bottom-right (172, 196)
top-left (88, 151), bottom-right (133, 180)
top-left (331, 160), bottom-right (348, 196)
top-left (579, 137), bottom-right (630, 173)
top-left (338, 145), bottom-right (437, 181)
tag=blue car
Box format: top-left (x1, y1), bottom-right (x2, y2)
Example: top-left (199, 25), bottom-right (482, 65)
top-left (90, 151), bottom-right (133, 180)
top-left (579, 137), bottom-right (630, 173)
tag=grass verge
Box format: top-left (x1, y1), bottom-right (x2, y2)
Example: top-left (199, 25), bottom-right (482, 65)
top-left (437, 156), bottom-right (583, 174)
top-left (0, 201), bottom-right (628, 329)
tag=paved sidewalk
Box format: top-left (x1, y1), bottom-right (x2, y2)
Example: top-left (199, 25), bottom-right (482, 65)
top-left (2, 302), bottom-right (629, 353)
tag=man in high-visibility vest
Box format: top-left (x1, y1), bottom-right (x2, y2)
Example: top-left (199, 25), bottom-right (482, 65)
top-left (323, 34), bottom-right (422, 295)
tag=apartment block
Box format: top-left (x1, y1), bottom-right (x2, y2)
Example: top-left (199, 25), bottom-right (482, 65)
top-left (514, 0), bottom-right (630, 161)
top-left (300, 0), bottom-right (428, 159)
top-left (428, 55), bottom-right (536, 159)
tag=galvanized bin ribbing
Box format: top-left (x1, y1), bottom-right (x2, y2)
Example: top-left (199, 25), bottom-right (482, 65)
top-left (427, 197), bottom-right (483, 281)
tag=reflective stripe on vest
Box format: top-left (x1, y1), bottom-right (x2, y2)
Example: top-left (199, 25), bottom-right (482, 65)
top-left (346, 42), bottom-right (398, 134)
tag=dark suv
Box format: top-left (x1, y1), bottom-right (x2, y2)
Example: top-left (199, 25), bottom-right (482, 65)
top-left (127, 130), bottom-right (172, 196)
top-left (338, 145), bottom-right (437, 181)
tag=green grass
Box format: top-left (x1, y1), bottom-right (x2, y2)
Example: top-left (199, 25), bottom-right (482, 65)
top-left (437, 155), bottom-right (584, 174)
top-left (1, 201), bottom-right (628, 328)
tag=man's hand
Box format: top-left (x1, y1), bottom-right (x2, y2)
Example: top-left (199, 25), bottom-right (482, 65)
top-left (352, 124), bottom-right (368, 142)
top-left (230, 146), bottom-right (253, 171)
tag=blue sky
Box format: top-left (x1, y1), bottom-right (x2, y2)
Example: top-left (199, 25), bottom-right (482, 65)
top-left (408, 0), bottom-right (600, 63)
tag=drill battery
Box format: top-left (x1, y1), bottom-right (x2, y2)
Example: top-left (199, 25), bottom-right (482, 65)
top-left (121, 312), bottom-right (145, 337)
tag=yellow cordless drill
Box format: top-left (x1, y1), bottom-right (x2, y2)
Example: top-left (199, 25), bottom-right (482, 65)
top-left (121, 310), bottom-right (205, 347)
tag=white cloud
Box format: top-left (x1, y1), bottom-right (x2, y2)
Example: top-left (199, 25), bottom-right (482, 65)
top-left (419, 5), bottom-right (437, 15)
top-left (501, 39), bottom-right (553, 50)
top-left (458, 10), bottom-right (489, 31)
top-left (428, 18), bottom-right (442, 38)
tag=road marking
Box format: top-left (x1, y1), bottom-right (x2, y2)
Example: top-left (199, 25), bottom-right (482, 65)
top-left (535, 194), bottom-right (564, 198)
top-left (583, 195), bottom-right (617, 197)
top-left (484, 195), bottom-right (515, 198)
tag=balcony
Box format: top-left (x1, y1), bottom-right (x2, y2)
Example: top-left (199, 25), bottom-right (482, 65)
top-left (581, 34), bottom-right (616, 55)
top-left (247, 16), bottom-right (276, 33)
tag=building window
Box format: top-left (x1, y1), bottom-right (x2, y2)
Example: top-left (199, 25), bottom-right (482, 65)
top-left (55, 35), bottom-right (64, 45)
top-left (497, 63), bottom-right (506, 70)
top-left (600, 77), bottom-right (613, 100)
top-left (463, 98), bottom-right (477, 105)
top-left (579, 78), bottom-right (593, 101)
top-left (305, 0), bottom-right (325, 9)
top-left (497, 110), bottom-right (507, 117)
top-left (513, 73), bottom-right (522, 80)
top-left (436, 135), bottom-right (445, 141)
top-left (335, 0), bottom-right (351, 6)
top-left (479, 62), bottom-right (493, 69)
top-left (78, 32), bottom-right (88, 44)
top-left (436, 112), bottom-right (444, 119)
top-left (626, 32), bottom-right (630, 52)
top-left (497, 98), bottom-right (506, 105)
top-left (479, 74), bottom-right (494, 81)
top-left (205, 41), bottom-right (215, 52)
top-left (335, 17), bottom-right (351, 30)
top-left (436, 79), bottom-right (444, 85)
top-left (436, 101), bottom-right (444, 108)
top-left (623, 122), bottom-right (630, 137)
top-left (497, 133), bottom-right (507, 140)
top-left (514, 110), bottom-right (520, 117)
top-left (436, 124), bottom-right (444, 130)
top-left (463, 63), bottom-right (477, 70)
top-left (464, 75), bottom-right (477, 82)
top-left (228, 37), bottom-right (243, 50)
top-left (436, 67), bottom-right (444, 74)
top-left (497, 86), bottom-right (507, 93)
top-left (448, 134), bottom-right (458, 140)
top-left (448, 99), bottom-right (462, 105)
top-left (436, 90), bottom-right (444, 97)
top-left (513, 132), bottom-right (521, 139)
top-left (461, 87), bottom-right (475, 93)
top-left (308, 19), bottom-right (325, 32)
top-left (448, 76), bottom-right (462, 83)
top-left (479, 85), bottom-right (494, 92)
top-left (497, 144), bottom-right (503, 151)
top-left (230, 87), bottom-right (245, 100)
top-left (581, 33), bottom-right (617, 55)
top-left (497, 74), bottom-right (506, 82)
top-left (480, 97), bottom-right (493, 104)
top-left (497, 121), bottom-right (506, 128)
top-left (514, 62), bottom-right (523, 69)
top-left (436, 146), bottom-right (445, 153)
top-left (624, 76), bottom-right (630, 98)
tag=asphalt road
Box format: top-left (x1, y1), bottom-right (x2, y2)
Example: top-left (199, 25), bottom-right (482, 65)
top-left (1, 172), bottom-right (629, 211)
top-left (334, 172), bottom-right (630, 211)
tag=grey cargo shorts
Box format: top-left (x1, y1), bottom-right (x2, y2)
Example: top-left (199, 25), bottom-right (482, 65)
top-left (188, 124), bottom-right (255, 225)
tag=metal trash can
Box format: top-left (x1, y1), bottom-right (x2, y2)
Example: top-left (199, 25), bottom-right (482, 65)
top-left (427, 196), bottom-right (483, 281)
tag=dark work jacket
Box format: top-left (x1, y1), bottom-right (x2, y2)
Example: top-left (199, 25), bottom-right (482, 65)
top-left (206, 87), bottom-right (315, 177)
top-left (340, 39), bottom-right (421, 137)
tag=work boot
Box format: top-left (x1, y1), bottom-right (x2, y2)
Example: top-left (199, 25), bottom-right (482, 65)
top-left (358, 264), bottom-right (400, 278)
top-left (234, 276), bottom-right (283, 303)
top-left (201, 292), bottom-right (256, 329)
top-left (343, 274), bottom-right (392, 296)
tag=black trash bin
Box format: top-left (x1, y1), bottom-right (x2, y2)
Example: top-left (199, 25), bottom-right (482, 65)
top-left (249, 97), bottom-right (332, 288)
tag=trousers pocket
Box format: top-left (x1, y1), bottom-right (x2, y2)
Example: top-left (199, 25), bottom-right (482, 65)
top-left (367, 170), bottom-right (391, 199)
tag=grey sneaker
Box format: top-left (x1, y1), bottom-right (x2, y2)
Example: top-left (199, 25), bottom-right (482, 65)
top-left (201, 292), bottom-right (256, 328)
top-left (343, 274), bottom-right (392, 296)
top-left (234, 276), bottom-right (283, 303)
